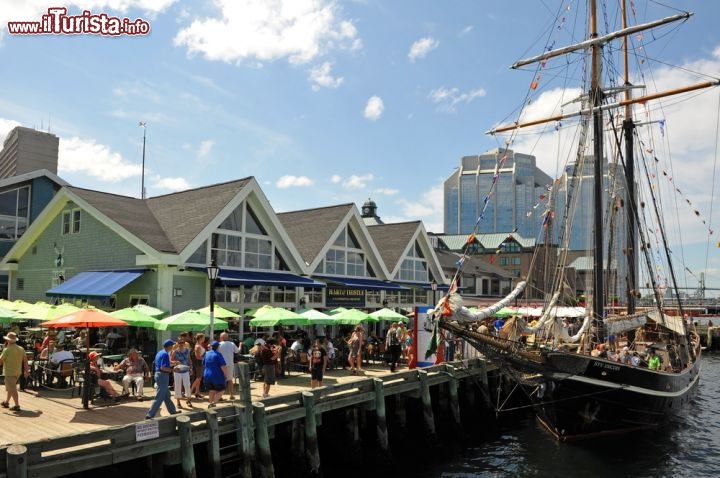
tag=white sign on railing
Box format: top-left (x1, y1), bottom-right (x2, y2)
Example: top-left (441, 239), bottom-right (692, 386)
top-left (135, 420), bottom-right (159, 442)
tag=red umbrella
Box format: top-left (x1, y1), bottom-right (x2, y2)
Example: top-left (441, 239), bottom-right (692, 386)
top-left (43, 308), bottom-right (128, 409)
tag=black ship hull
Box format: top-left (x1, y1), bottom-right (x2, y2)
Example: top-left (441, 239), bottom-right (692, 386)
top-left (532, 352), bottom-right (701, 441)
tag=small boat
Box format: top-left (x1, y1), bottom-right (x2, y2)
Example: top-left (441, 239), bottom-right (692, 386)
top-left (430, 1), bottom-right (717, 441)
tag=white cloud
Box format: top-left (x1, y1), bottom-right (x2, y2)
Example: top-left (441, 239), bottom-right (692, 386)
top-left (59, 136), bottom-right (141, 181)
top-left (363, 96), bottom-right (384, 121)
top-left (309, 62), bottom-right (344, 91)
top-left (276, 175), bottom-right (314, 188)
top-left (374, 188), bottom-right (398, 195)
top-left (396, 183), bottom-right (444, 232)
top-left (174, 0), bottom-right (360, 65)
top-left (459, 26), bottom-right (473, 36)
top-left (408, 37), bottom-right (439, 62)
top-left (197, 140), bottom-right (215, 158)
top-left (330, 174), bottom-right (342, 184)
top-left (344, 174), bottom-right (373, 189)
top-left (428, 86), bottom-right (486, 113)
top-left (153, 176), bottom-right (192, 191)
top-left (0, 119), bottom-right (21, 143)
top-left (0, 1), bottom-right (178, 43)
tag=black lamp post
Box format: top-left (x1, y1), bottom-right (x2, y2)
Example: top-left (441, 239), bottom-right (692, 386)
top-left (431, 279), bottom-right (438, 306)
top-left (207, 259), bottom-right (220, 340)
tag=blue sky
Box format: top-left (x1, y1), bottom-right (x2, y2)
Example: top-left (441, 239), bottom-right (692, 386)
top-left (1, 0), bottom-right (720, 292)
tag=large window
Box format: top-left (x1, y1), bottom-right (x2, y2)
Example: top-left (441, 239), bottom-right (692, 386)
top-left (0, 186), bottom-right (29, 240)
top-left (395, 242), bottom-right (428, 282)
top-left (320, 226), bottom-right (366, 277)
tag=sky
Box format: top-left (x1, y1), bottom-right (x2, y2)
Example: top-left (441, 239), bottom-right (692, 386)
top-left (1, 0), bottom-right (720, 293)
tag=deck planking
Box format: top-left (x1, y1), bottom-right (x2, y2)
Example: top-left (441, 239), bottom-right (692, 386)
top-left (0, 361), bottom-right (398, 447)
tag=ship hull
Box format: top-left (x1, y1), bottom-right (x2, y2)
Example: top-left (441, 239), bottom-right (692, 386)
top-left (533, 352), bottom-right (701, 441)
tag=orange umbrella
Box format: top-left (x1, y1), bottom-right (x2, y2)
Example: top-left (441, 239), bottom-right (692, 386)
top-left (43, 308), bottom-right (128, 409)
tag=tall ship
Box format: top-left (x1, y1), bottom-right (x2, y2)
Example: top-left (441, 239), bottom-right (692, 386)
top-left (431, 1), bottom-right (717, 441)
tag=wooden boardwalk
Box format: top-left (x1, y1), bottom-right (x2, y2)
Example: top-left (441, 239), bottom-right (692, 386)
top-left (0, 361), bottom-right (401, 447)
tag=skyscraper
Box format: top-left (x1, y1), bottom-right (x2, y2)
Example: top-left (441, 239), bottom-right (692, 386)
top-left (443, 149), bottom-right (553, 238)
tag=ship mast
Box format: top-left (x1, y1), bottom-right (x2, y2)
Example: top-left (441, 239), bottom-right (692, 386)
top-left (590, 0), bottom-right (605, 336)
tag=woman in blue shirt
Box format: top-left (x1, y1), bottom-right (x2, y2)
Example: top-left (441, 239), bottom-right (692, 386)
top-left (202, 341), bottom-right (228, 408)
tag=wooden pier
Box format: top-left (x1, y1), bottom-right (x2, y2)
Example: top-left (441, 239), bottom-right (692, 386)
top-left (0, 359), bottom-right (499, 478)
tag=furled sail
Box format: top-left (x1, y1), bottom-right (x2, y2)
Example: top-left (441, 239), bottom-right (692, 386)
top-left (646, 310), bottom-right (686, 336)
top-left (437, 281), bottom-right (527, 323)
top-left (604, 313), bottom-right (648, 336)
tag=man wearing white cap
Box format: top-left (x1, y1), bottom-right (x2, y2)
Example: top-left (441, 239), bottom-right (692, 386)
top-left (146, 339), bottom-right (180, 419)
top-left (0, 332), bottom-right (29, 412)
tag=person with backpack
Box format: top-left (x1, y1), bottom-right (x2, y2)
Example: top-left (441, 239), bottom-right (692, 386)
top-left (385, 322), bottom-right (401, 372)
top-left (260, 338), bottom-right (278, 398)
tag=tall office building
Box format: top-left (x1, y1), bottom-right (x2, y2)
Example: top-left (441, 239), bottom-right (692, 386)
top-left (444, 149), bottom-right (553, 238)
top-left (0, 126), bottom-right (59, 179)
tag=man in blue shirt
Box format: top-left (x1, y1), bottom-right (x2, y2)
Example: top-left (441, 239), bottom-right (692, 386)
top-left (146, 339), bottom-right (180, 419)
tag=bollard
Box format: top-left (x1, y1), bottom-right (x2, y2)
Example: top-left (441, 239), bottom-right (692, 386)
top-left (177, 415), bottom-right (196, 478)
top-left (253, 402), bottom-right (275, 478)
top-left (238, 362), bottom-right (255, 478)
top-left (6, 444), bottom-right (27, 478)
top-left (205, 409), bottom-right (221, 477)
top-left (302, 391), bottom-right (321, 476)
top-left (373, 378), bottom-right (390, 453)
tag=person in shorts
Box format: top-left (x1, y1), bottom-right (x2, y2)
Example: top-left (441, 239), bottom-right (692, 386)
top-left (309, 339), bottom-right (328, 388)
top-left (0, 332), bottom-right (29, 412)
top-left (260, 338), bottom-right (278, 398)
top-left (202, 341), bottom-right (228, 408)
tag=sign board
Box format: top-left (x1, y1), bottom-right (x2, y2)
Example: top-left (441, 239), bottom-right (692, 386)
top-left (325, 287), bottom-right (366, 308)
top-left (135, 420), bottom-right (159, 442)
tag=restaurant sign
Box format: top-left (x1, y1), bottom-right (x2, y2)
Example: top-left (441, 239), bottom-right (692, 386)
top-left (325, 287), bottom-right (366, 308)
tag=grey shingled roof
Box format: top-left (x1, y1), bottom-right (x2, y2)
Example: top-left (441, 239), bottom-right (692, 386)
top-left (68, 177), bottom-right (252, 254)
top-left (439, 232), bottom-right (535, 251)
top-left (366, 221), bottom-right (421, 271)
top-left (277, 204), bottom-right (354, 265)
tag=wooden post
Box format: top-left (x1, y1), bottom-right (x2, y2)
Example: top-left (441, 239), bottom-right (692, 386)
top-left (253, 402), bottom-right (275, 478)
top-left (445, 365), bottom-right (462, 433)
top-left (177, 415), bottom-right (196, 478)
top-left (238, 362), bottom-right (254, 478)
top-left (302, 391), bottom-right (321, 476)
top-left (206, 409), bottom-right (221, 477)
top-left (418, 370), bottom-right (437, 441)
top-left (290, 419), bottom-right (305, 469)
top-left (373, 378), bottom-right (390, 452)
top-left (6, 444), bottom-right (27, 478)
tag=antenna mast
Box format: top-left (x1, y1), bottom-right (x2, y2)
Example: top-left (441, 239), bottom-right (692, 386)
top-left (139, 122), bottom-right (147, 199)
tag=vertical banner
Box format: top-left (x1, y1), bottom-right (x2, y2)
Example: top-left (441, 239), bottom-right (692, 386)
top-left (415, 305), bottom-right (435, 367)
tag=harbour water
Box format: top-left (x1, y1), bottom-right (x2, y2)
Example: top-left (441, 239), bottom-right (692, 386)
top-left (405, 352), bottom-right (720, 478)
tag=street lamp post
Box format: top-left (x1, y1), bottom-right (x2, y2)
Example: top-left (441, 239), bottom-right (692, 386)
top-left (431, 279), bottom-right (438, 307)
top-left (207, 259), bottom-right (220, 340)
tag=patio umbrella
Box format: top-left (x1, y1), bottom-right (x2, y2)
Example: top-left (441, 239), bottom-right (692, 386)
top-left (20, 302), bottom-right (80, 322)
top-left (196, 304), bottom-right (240, 318)
top-left (110, 307), bottom-right (159, 328)
top-left (332, 308), bottom-right (378, 325)
top-left (493, 307), bottom-right (517, 318)
top-left (298, 308), bottom-right (336, 326)
top-left (327, 307), bottom-right (348, 316)
top-left (42, 308), bottom-right (129, 409)
top-left (369, 307), bottom-right (409, 323)
top-left (0, 306), bottom-right (20, 323)
top-left (248, 307), bottom-right (307, 327)
top-left (244, 305), bottom-right (275, 317)
top-left (155, 309), bottom-right (229, 332)
top-left (131, 304), bottom-right (166, 317)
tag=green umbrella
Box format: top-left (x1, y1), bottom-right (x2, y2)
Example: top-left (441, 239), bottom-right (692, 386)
top-left (196, 304), bottom-right (240, 318)
top-left (110, 308), bottom-right (159, 328)
top-left (20, 302), bottom-right (80, 322)
top-left (327, 307), bottom-right (348, 315)
top-left (155, 309), bottom-right (229, 332)
top-left (131, 304), bottom-right (166, 317)
top-left (0, 306), bottom-right (20, 323)
top-left (494, 307), bottom-right (517, 318)
top-left (244, 305), bottom-right (275, 317)
top-left (298, 308), bottom-right (336, 325)
top-left (332, 308), bottom-right (378, 325)
top-left (248, 307), bottom-right (307, 327)
top-left (369, 307), bottom-right (409, 323)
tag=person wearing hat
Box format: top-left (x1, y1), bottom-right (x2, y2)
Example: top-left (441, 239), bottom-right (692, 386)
top-left (145, 339), bottom-right (180, 419)
top-left (0, 332), bottom-right (29, 411)
top-left (202, 340), bottom-right (228, 408)
top-left (88, 352), bottom-right (121, 401)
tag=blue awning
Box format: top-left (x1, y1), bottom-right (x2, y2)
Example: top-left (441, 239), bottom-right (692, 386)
top-left (398, 282), bottom-right (453, 291)
top-left (218, 269), bottom-right (326, 288)
top-left (314, 276), bottom-right (408, 291)
top-left (46, 270), bottom-right (145, 298)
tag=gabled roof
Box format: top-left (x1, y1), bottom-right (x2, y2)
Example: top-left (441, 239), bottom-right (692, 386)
top-left (0, 169), bottom-right (68, 189)
top-left (367, 221), bottom-right (422, 272)
top-left (146, 178), bottom-right (252, 252)
top-left (435, 250), bottom-right (515, 280)
top-left (277, 204), bottom-right (355, 265)
top-left (438, 232), bottom-right (535, 251)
